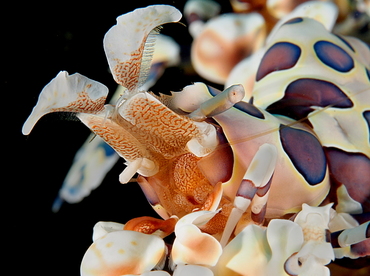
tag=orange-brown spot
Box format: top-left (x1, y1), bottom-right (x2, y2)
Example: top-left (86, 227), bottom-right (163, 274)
top-left (200, 197), bottom-right (233, 235)
top-left (124, 216), bottom-right (177, 238)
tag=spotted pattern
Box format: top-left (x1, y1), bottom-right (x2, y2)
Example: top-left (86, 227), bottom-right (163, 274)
top-left (267, 78), bottom-right (353, 120)
top-left (256, 42), bottom-right (301, 81)
top-left (279, 125), bottom-right (326, 185)
top-left (314, 41), bottom-right (354, 72)
top-left (23, 9), bottom-right (370, 238)
top-left (250, 17), bottom-right (370, 217)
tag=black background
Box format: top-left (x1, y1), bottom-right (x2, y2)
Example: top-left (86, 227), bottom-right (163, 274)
top-left (5, 1), bottom-right (231, 275)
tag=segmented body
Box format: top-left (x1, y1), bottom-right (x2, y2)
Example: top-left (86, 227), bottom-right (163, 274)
top-left (23, 5), bottom-right (370, 274)
top-left (251, 17), bottom-right (370, 212)
top-left (158, 17), bottom-right (370, 223)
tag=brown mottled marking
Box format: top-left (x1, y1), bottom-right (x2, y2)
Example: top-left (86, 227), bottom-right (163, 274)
top-left (83, 115), bottom-right (146, 161)
top-left (123, 96), bottom-right (201, 158)
top-left (113, 43), bottom-right (145, 90)
top-left (51, 91), bottom-right (106, 113)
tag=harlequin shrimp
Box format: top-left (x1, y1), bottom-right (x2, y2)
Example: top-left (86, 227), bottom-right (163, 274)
top-left (22, 4), bottom-right (369, 276)
top-left (51, 33), bottom-right (180, 212)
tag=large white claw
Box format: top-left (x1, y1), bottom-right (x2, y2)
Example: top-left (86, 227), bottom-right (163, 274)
top-left (104, 5), bottom-right (182, 90)
top-left (22, 71), bottom-right (108, 135)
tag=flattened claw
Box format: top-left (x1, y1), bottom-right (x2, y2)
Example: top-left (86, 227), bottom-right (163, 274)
top-left (104, 5), bottom-right (182, 90)
top-left (22, 71), bottom-right (108, 135)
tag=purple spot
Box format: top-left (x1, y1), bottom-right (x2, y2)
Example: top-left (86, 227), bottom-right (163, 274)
top-left (364, 111), bottom-right (370, 143)
top-left (234, 101), bottom-right (265, 119)
top-left (280, 125), bottom-right (326, 185)
top-left (366, 68), bottom-right (370, 81)
top-left (284, 17), bottom-right (303, 24)
top-left (256, 177), bottom-right (272, 197)
top-left (352, 213), bottom-right (370, 225)
top-left (256, 42), bottom-right (301, 81)
top-left (331, 231), bottom-right (341, 248)
top-left (267, 78), bottom-right (353, 120)
top-left (350, 237), bottom-right (370, 256)
top-left (237, 180), bottom-right (257, 200)
top-left (325, 147), bottom-right (370, 212)
top-left (314, 40), bottom-right (354, 72)
top-left (198, 128), bottom-right (234, 184)
top-left (251, 204), bottom-right (267, 225)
